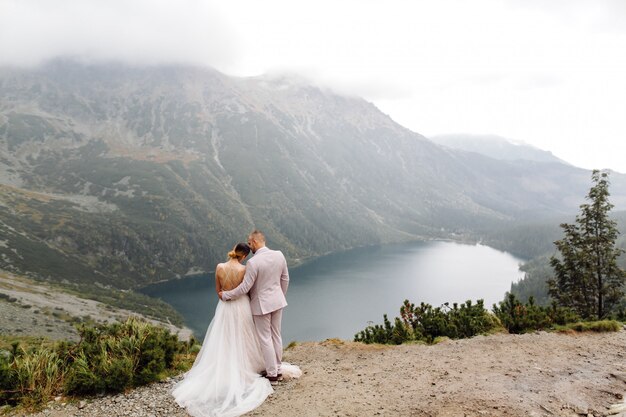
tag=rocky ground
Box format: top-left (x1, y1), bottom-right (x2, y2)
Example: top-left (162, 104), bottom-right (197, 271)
top-left (0, 297), bottom-right (77, 341)
top-left (8, 329), bottom-right (626, 417)
top-left (0, 272), bottom-right (191, 342)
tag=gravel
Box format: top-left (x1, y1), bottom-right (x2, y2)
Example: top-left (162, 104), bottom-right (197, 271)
top-left (8, 329), bottom-right (626, 417)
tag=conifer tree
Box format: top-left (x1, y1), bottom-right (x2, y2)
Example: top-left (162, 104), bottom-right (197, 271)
top-left (549, 170), bottom-right (626, 319)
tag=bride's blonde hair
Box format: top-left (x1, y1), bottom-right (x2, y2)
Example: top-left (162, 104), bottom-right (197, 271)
top-left (228, 242), bottom-right (251, 260)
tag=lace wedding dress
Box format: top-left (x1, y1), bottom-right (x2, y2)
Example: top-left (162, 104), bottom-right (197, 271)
top-left (172, 267), bottom-right (301, 417)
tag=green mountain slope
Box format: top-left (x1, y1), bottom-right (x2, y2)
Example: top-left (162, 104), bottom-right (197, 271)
top-left (1, 60), bottom-right (625, 291)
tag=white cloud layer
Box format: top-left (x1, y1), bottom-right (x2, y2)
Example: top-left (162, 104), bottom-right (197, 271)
top-left (1, 0), bottom-right (625, 172)
top-left (0, 0), bottom-right (238, 67)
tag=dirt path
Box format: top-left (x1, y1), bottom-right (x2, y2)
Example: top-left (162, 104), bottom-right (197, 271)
top-left (251, 331), bottom-right (626, 417)
top-left (15, 329), bottom-right (626, 417)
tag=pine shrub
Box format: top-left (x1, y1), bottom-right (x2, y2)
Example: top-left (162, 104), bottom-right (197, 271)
top-left (492, 293), bottom-right (581, 333)
top-left (64, 317), bottom-right (180, 394)
top-left (355, 299), bottom-right (499, 344)
top-left (1, 318), bottom-right (189, 408)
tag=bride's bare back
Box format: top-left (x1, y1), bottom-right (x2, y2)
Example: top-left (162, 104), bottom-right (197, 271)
top-left (216, 262), bottom-right (246, 292)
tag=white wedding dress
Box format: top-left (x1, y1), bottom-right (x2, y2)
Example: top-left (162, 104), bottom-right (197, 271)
top-left (172, 271), bottom-right (301, 417)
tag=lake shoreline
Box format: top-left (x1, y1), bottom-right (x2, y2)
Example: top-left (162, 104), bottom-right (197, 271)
top-left (141, 240), bottom-right (525, 342)
top-left (138, 236), bottom-right (493, 291)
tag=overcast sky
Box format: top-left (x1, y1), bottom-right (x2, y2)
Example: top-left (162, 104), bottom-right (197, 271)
top-left (2, 0), bottom-right (626, 172)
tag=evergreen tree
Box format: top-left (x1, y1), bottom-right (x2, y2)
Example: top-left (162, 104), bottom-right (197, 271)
top-left (549, 170), bottom-right (626, 319)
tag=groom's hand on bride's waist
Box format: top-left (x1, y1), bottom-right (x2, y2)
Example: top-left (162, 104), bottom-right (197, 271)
top-left (218, 291), bottom-right (224, 300)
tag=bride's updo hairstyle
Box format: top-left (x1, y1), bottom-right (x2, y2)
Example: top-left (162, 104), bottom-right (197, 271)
top-left (227, 243), bottom-right (251, 260)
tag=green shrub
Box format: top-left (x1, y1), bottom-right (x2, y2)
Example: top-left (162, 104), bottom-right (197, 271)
top-left (64, 317), bottom-right (180, 395)
top-left (355, 299), bottom-right (499, 344)
top-left (0, 350), bottom-right (15, 404)
top-left (2, 345), bottom-right (65, 407)
top-left (610, 300), bottom-right (626, 322)
top-left (105, 356), bottom-right (134, 389)
top-left (354, 314), bottom-right (408, 345)
top-left (0, 318), bottom-right (190, 409)
top-left (492, 293), bottom-right (579, 333)
top-left (63, 352), bottom-right (101, 395)
top-left (557, 320), bottom-right (622, 333)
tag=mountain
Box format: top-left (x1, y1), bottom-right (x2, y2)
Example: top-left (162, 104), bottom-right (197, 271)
top-left (429, 134), bottom-right (567, 164)
top-left (1, 59), bottom-right (626, 292)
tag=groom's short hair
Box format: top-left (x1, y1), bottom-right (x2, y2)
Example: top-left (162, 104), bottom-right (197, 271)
top-left (249, 230), bottom-right (265, 243)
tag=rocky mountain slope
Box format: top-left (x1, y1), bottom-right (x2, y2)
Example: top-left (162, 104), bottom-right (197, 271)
top-left (430, 133), bottom-right (568, 164)
top-left (1, 59), bottom-right (626, 292)
top-left (0, 271), bottom-right (190, 341)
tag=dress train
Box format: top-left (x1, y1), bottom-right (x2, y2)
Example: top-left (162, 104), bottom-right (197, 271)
top-left (172, 296), bottom-right (273, 417)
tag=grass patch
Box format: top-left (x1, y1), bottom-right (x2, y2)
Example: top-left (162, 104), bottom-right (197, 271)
top-left (320, 338), bottom-right (344, 348)
top-left (58, 283), bottom-right (185, 327)
top-left (0, 336), bottom-right (55, 352)
top-left (431, 336), bottom-right (452, 344)
top-left (555, 320), bottom-right (622, 333)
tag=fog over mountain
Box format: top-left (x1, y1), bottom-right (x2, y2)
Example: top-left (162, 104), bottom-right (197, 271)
top-left (429, 134), bottom-right (568, 165)
top-left (1, 60), bottom-right (626, 290)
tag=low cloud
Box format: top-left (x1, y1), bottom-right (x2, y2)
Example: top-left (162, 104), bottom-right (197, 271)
top-left (0, 0), bottom-right (240, 69)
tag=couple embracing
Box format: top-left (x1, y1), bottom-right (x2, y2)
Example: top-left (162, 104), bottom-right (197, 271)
top-left (172, 230), bottom-right (301, 417)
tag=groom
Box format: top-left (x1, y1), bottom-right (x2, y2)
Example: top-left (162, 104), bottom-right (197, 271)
top-left (219, 230), bottom-right (289, 382)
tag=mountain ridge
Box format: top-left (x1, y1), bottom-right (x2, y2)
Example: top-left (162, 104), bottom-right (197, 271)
top-left (429, 133), bottom-right (568, 165)
top-left (1, 59), bottom-right (626, 292)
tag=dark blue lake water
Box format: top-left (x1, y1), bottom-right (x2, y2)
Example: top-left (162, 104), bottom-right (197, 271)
top-left (140, 241), bottom-right (524, 343)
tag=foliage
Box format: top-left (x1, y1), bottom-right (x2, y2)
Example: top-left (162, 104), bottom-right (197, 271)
top-left (14, 349), bottom-right (65, 407)
top-left (492, 293), bottom-right (579, 334)
top-left (502, 210), bottom-right (626, 308)
top-left (509, 257), bottom-right (553, 305)
top-left (612, 298), bottom-right (626, 321)
top-left (555, 320), bottom-right (622, 333)
top-left (0, 318), bottom-right (192, 409)
top-left (354, 299), bottom-right (500, 344)
top-left (353, 314), bottom-right (410, 345)
top-left (0, 349), bottom-right (14, 404)
top-left (62, 284), bottom-right (185, 328)
top-left (64, 317), bottom-right (179, 394)
top-left (355, 293), bottom-right (595, 345)
top-left (0, 341), bottom-right (66, 407)
top-left (549, 170), bottom-right (626, 319)
top-left (480, 219), bottom-right (564, 260)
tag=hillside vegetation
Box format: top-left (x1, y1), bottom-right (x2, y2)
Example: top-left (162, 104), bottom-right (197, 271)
top-left (2, 59), bottom-right (626, 301)
top-left (496, 211), bottom-right (626, 306)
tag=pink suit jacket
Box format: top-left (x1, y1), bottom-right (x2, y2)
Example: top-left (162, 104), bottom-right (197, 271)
top-left (222, 246), bottom-right (289, 315)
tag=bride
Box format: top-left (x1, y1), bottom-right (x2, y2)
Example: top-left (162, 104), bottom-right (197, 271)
top-left (172, 243), bottom-right (284, 417)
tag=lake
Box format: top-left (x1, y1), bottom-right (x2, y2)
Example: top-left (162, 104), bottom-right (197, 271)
top-left (140, 240), bottom-right (524, 343)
